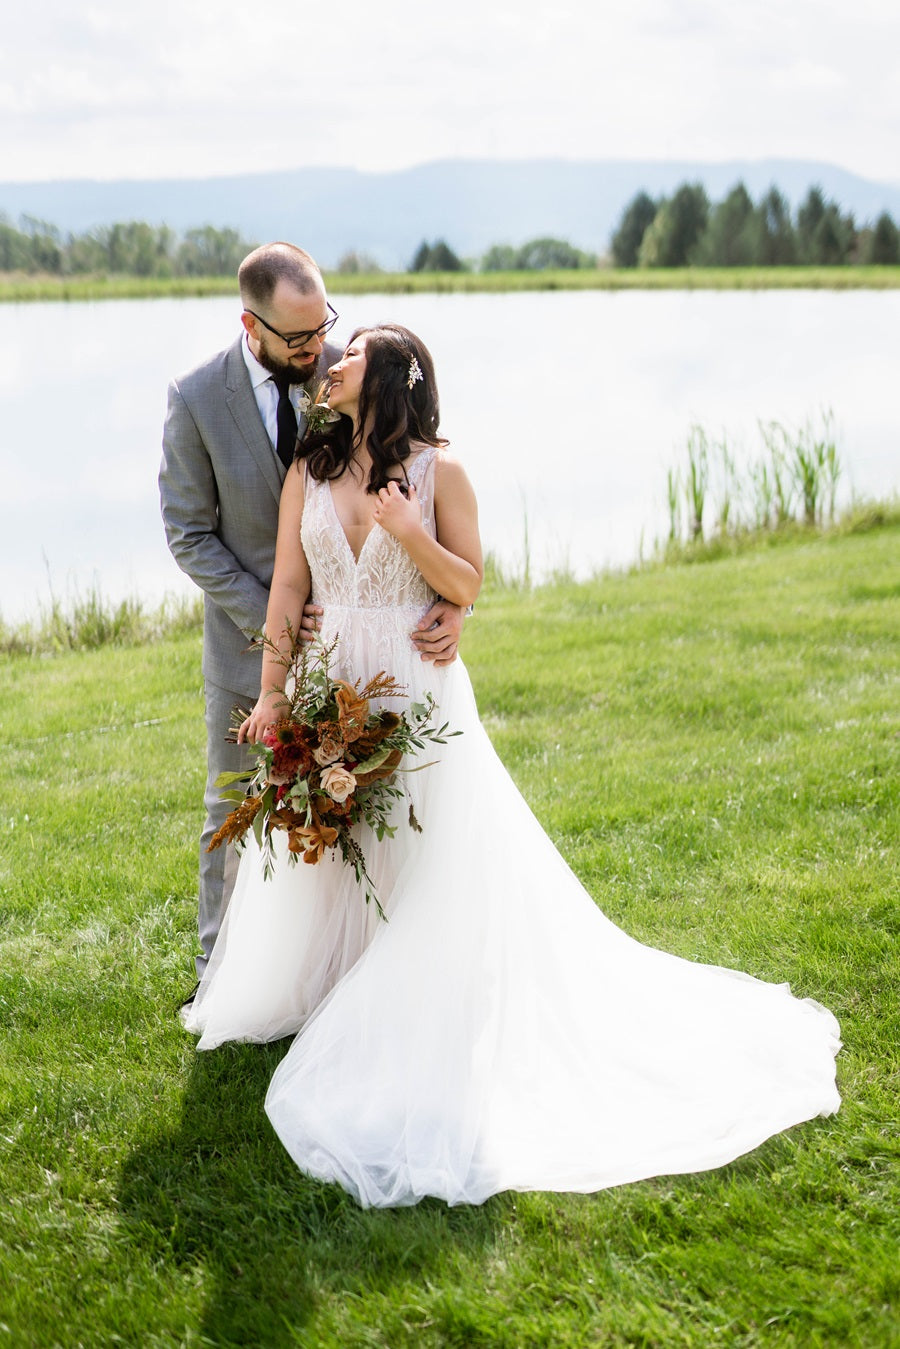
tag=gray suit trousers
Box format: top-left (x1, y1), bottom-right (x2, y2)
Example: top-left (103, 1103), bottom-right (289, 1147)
top-left (198, 679), bottom-right (255, 976)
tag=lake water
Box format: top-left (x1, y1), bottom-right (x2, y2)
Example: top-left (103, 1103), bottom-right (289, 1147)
top-left (1, 289), bottom-right (898, 622)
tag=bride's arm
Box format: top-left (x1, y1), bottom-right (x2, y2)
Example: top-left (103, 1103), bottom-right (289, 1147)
top-left (372, 454), bottom-right (482, 606)
top-left (238, 466), bottom-right (312, 744)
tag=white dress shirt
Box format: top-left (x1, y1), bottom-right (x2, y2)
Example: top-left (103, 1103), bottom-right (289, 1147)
top-left (241, 334), bottom-right (306, 455)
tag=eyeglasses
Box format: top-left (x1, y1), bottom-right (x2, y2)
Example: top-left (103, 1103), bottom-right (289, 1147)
top-left (245, 301), bottom-right (339, 350)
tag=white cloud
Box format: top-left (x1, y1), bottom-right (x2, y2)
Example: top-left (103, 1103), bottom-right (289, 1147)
top-left (769, 59), bottom-right (846, 95)
top-left (0, 0), bottom-right (897, 184)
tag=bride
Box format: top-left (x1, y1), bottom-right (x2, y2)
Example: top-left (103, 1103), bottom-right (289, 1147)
top-left (183, 324), bottom-right (841, 1209)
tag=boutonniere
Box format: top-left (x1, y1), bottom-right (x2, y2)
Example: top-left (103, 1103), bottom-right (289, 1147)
top-left (298, 380), bottom-right (341, 436)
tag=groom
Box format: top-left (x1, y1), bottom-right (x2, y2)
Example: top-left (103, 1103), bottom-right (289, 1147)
top-left (159, 241), bottom-right (463, 981)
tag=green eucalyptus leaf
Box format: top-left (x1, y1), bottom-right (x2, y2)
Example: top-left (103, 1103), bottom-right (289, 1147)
top-left (353, 745), bottom-right (392, 774)
top-left (214, 769), bottom-right (253, 788)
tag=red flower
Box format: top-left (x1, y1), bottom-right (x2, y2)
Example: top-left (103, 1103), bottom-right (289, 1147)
top-left (264, 719), bottom-right (314, 784)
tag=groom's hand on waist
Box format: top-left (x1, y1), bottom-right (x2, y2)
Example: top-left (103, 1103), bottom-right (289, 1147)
top-left (412, 600), bottom-right (464, 666)
top-left (299, 602), bottom-right (324, 641)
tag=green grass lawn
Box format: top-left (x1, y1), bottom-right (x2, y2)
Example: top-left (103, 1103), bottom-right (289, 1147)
top-left (0, 525), bottom-right (897, 1347)
top-left (2, 265), bottom-right (900, 302)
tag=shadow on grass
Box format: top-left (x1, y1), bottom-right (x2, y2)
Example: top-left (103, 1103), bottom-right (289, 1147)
top-left (117, 1041), bottom-right (503, 1346)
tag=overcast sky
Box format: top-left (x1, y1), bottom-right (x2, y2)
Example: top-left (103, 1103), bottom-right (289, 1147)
top-left (2, 0), bottom-right (898, 185)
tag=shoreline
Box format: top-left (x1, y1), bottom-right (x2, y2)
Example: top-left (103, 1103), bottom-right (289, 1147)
top-left (2, 264), bottom-right (900, 302)
top-left (4, 507), bottom-right (897, 655)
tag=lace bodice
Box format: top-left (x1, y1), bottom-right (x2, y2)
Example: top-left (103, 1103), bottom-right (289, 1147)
top-left (301, 447), bottom-right (439, 612)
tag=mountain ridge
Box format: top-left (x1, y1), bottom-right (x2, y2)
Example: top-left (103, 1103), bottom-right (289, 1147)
top-left (2, 158), bottom-right (899, 269)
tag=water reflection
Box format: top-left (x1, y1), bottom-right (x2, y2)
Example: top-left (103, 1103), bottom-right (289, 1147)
top-left (1, 290), bottom-right (898, 621)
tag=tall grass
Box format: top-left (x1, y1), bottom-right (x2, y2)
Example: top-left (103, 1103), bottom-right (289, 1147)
top-left (4, 488), bottom-right (891, 660)
top-left (0, 586), bottom-right (202, 656)
top-left (483, 497), bottom-right (539, 589)
top-left (663, 411), bottom-right (854, 557)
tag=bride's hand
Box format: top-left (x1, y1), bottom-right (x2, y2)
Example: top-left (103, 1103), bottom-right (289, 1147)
top-left (372, 481), bottom-right (421, 541)
top-left (237, 691), bottom-right (291, 745)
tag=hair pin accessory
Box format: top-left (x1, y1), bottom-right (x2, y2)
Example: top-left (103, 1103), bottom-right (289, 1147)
top-left (407, 357), bottom-right (423, 390)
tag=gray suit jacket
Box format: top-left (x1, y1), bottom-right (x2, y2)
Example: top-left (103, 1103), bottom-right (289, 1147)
top-left (159, 334), bottom-right (340, 698)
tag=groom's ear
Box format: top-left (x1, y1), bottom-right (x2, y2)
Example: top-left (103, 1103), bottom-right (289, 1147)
top-left (240, 311), bottom-right (256, 339)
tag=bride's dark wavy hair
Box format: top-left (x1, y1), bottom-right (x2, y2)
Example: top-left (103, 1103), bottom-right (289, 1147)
top-left (298, 324), bottom-right (447, 493)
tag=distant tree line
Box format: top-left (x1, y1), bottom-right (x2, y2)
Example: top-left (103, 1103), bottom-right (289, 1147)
top-left (406, 236), bottom-right (597, 273)
top-left (0, 216), bottom-right (258, 276)
top-left (5, 186), bottom-right (898, 279)
top-left (406, 184), bottom-right (900, 273)
top-left (610, 182), bottom-right (900, 267)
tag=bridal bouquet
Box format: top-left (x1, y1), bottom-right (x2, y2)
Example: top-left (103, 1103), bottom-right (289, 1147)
top-left (208, 633), bottom-right (457, 917)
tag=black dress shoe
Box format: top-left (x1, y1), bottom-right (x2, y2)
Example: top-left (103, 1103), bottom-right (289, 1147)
top-left (179, 981), bottom-right (200, 1012)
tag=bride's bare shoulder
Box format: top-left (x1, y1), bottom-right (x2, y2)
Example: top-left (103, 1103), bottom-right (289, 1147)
top-left (406, 443), bottom-right (469, 486)
top-left (433, 447), bottom-right (471, 480)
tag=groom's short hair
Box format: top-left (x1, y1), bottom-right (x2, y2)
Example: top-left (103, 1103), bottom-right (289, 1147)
top-left (239, 242), bottom-right (323, 309)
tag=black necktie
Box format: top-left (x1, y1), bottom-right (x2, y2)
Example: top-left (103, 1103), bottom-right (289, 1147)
top-left (273, 375), bottom-right (298, 469)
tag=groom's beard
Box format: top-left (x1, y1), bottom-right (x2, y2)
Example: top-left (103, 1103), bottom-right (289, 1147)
top-left (255, 335), bottom-right (319, 386)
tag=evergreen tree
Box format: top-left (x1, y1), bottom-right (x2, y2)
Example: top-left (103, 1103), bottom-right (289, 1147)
top-left (810, 205), bottom-right (855, 264)
top-left (862, 212), bottom-right (900, 264)
top-left (610, 191), bottom-right (658, 267)
top-left (750, 186), bottom-right (797, 265)
top-left (428, 240), bottom-right (464, 271)
top-left (638, 184), bottom-right (709, 267)
top-left (796, 187), bottom-right (827, 262)
top-left (408, 239), bottom-right (463, 272)
top-left (695, 182), bottom-right (756, 265)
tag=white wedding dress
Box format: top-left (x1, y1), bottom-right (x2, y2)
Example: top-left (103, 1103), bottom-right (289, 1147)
top-left (184, 447), bottom-right (841, 1208)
